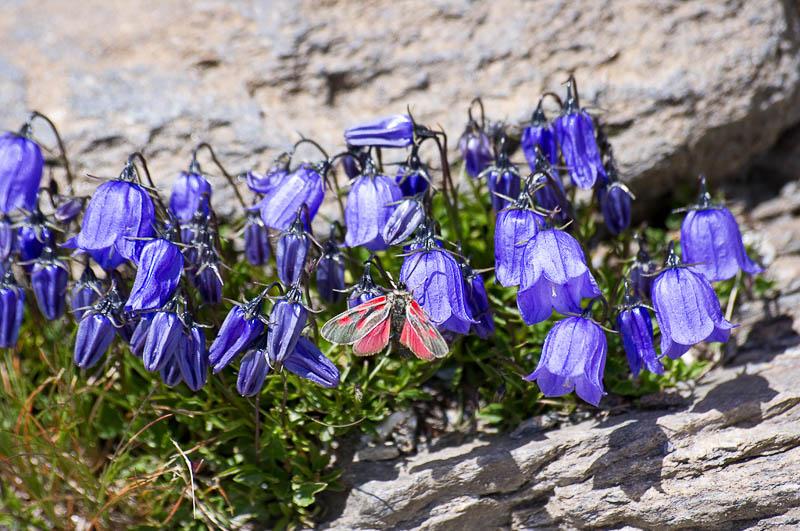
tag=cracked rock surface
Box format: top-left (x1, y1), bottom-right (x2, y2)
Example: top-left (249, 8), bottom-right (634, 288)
top-left (1, 0), bottom-right (800, 210)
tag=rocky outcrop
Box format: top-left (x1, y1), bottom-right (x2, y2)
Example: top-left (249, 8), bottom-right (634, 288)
top-left (320, 182), bottom-right (800, 530)
top-left (1, 0), bottom-right (799, 210)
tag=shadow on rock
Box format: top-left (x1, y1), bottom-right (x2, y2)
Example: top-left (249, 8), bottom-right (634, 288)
top-left (691, 373), bottom-right (778, 428)
top-left (730, 314), bottom-right (800, 367)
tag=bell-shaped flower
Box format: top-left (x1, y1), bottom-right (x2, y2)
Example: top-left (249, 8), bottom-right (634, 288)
top-left (617, 302), bottom-right (663, 377)
top-left (276, 213), bottom-right (310, 285)
top-left (208, 295), bottom-right (265, 372)
top-left (246, 157), bottom-right (289, 194)
top-left (395, 162), bottom-right (429, 197)
top-left (267, 287), bottom-right (308, 364)
top-left (0, 271), bottom-right (25, 348)
top-left (680, 181), bottom-right (762, 282)
top-left (244, 212), bottom-right (271, 266)
top-left (629, 237), bottom-right (657, 300)
top-left (458, 128), bottom-right (493, 178)
top-left (530, 156), bottom-right (568, 217)
top-left (316, 239), bottom-right (345, 304)
top-left (0, 216), bottom-right (14, 262)
top-left (0, 130), bottom-right (44, 214)
top-left (192, 256), bottom-right (223, 305)
top-left (524, 315), bottom-right (607, 406)
top-left (70, 266), bottom-right (102, 321)
top-left (237, 342), bottom-right (270, 397)
top-left (521, 105), bottom-right (558, 169)
top-left (462, 265), bottom-right (494, 339)
top-left (73, 312), bottom-right (116, 369)
top-left (76, 165), bottom-right (156, 261)
top-left (382, 197), bottom-right (425, 246)
top-left (129, 312), bottom-right (154, 357)
top-left (344, 170), bottom-right (402, 251)
top-left (400, 236), bottom-right (475, 334)
top-left (553, 80), bottom-right (606, 189)
top-left (160, 355), bottom-right (183, 387)
top-left (31, 252), bottom-right (68, 320)
top-left (348, 264), bottom-right (383, 308)
top-left (142, 310), bottom-right (184, 372)
top-left (125, 238), bottom-right (183, 312)
top-left (517, 228), bottom-right (601, 324)
top-left (486, 164), bottom-right (522, 211)
top-left (598, 163), bottom-right (633, 235)
top-left (169, 171), bottom-right (211, 223)
top-left (63, 236), bottom-right (127, 271)
top-left (256, 164), bottom-right (324, 231)
top-left (344, 114), bottom-right (414, 148)
top-left (16, 209), bottom-right (54, 264)
top-left (176, 323), bottom-right (207, 391)
top-left (283, 336), bottom-right (340, 388)
top-left (494, 204), bottom-right (546, 287)
top-left (340, 152), bottom-right (363, 179)
top-left (652, 244), bottom-right (735, 359)
top-left (54, 196), bottom-right (85, 224)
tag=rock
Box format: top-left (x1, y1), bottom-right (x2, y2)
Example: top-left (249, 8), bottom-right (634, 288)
top-left (1, 0), bottom-right (799, 212)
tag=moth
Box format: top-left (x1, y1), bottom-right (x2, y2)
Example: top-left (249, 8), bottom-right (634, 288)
top-left (321, 290), bottom-right (449, 360)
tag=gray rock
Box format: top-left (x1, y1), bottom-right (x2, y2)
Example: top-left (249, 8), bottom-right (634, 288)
top-left (1, 0), bottom-right (799, 212)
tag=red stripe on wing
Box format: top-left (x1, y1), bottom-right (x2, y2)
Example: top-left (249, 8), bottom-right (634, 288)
top-left (352, 316), bottom-right (391, 356)
top-left (401, 299), bottom-right (449, 360)
top-left (400, 319), bottom-right (435, 360)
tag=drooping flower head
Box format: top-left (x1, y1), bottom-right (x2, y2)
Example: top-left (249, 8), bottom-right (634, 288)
top-left (246, 153), bottom-right (290, 194)
top-left (169, 160), bottom-right (212, 223)
top-left (283, 336), bottom-right (340, 388)
top-left (530, 150), bottom-right (569, 217)
top-left (461, 261), bottom-right (494, 339)
top-left (160, 355), bottom-right (183, 387)
top-left (521, 101), bottom-right (558, 170)
top-left (517, 226), bottom-right (601, 324)
top-left (616, 285), bottom-right (663, 377)
top-left (494, 194), bottom-right (546, 287)
top-left (276, 210), bottom-right (311, 286)
top-left (256, 163), bottom-right (324, 231)
top-left (382, 196), bottom-right (425, 246)
top-left (0, 269), bottom-right (25, 348)
top-left (395, 152), bottom-right (430, 197)
top-left (237, 336), bottom-right (271, 397)
top-left (125, 238), bottom-right (184, 312)
top-left (53, 196), bottom-right (85, 224)
top-left (458, 100), bottom-right (493, 178)
top-left (267, 286), bottom-right (308, 365)
top-left (70, 265), bottom-right (102, 322)
top-left (208, 291), bottom-right (267, 372)
top-left (344, 163), bottom-right (403, 251)
top-left (191, 250), bottom-right (224, 305)
top-left (348, 263), bottom-right (384, 308)
top-left (244, 211), bottom-right (271, 266)
top-left (484, 159), bottom-right (522, 212)
top-left (629, 234), bottom-right (657, 300)
top-left (344, 114), bottom-right (415, 148)
top-left (316, 233), bottom-right (346, 304)
top-left (680, 177), bottom-right (763, 282)
top-left (651, 242), bottom-right (735, 359)
top-left (399, 231), bottom-right (474, 334)
top-left (73, 283), bottom-right (128, 369)
top-left (175, 316), bottom-right (208, 391)
top-left (31, 249), bottom-right (68, 320)
top-left (553, 77), bottom-right (606, 189)
top-left (0, 126), bottom-right (44, 214)
top-left (598, 160), bottom-right (633, 236)
top-left (142, 309), bottom-right (184, 372)
top-left (76, 160), bottom-right (156, 262)
top-left (524, 312), bottom-right (607, 406)
top-left (16, 208), bottom-right (54, 264)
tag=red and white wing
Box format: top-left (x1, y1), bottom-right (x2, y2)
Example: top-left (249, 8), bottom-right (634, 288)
top-left (400, 299), bottom-right (449, 360)
top-left (321, 296), bottom-right (391, 345)
top-left (352, 317), bottom-right (392, 356)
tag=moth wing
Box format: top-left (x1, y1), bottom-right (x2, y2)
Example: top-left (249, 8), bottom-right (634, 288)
top-left (352, 317), bottom-right (392, 356)
top-left (321, 296), bottom-right (391, 345)
top-left (401, 299), bottom-right (449, 360)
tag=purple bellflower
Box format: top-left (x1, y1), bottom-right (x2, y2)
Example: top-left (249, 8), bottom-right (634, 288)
top-left (458, 125), bottom-right (493, 178)
top-left (521, 104), bottom-right (559, 169)
top-left (76, 162), bottom-right (156, 262)
top-left (629, 236), bottom-right (657, 300)
top-left (237, 339), bottom-right (270, 397)
top-left (31, 251), bottom-right (68, 320)
top-left (267, 287), bottom-right (308, 364)
top-left (316, 238), bottom-right (346, 304)
top-left (0, 216), bottom-right (14, 262)
top-left (246, 154), bottom-right (290, 194)
top-left (494, 200), bottom-right (546, 287)
top-left (176, 321), bottom-right (208, 391)
top-left (256, 163), bottom-right (324, 231)
top-left (399, 234), bottom-right (475, 334)
top-left (348, 263), bottom-right (384, 308)
top-left (395, 158), bottom-right (430, 197)
top-left (73, 312), bottom-right (116, 369)
top-left (160, 355), bottom-right (183, 387)
top-left (244, 212), bottom-right (271, 266)
top-left (382, 197), bottom-right (425, 246)
top-left (142, 310), bottom-right (184, 372)
top-left (283, 336), bottom-right (340, 388)
top-left (129, 313), bottom-right (155, 357)
top-left (192, 253), bottom-right (224, 305)
top-left (517, 228), bottom-right (601, 324)
top-left (70, 266), bottom-right (102, 321)
top-left (617, 289), bottom-right (663, 377)
top-left (125, 238), bottom-right (184, 312)
top-left (169, 170), bottom-right (211, 223)
top-left (525, 314), bottom-right (607, 406)
top-left (0, 128), bottom-right (44, 214)
top-left (680, 178), bottom-right (762, 282)
top-left (54, 196), bottom-right (85, 224)
top-left (598, 162), bottom-right (633, 236)
top-left (0, 270), bottom-right (25, 348)
top-left (276, 212), bottom-right (310, 285)
top-left (553, 78), bottom-right (606, 189)
top-left (344, 168), bottom-right (403, 251)
top-left (344, 114), bottom-right (414, 148)
top-left (16, 212), bottom-right (54, 265)
top-left (651, 243), bottom-right (735, 359)
top-left (461, 263), bottom-right (495, 339)
top-left (485, 162), bottom-right (522, 211)
top-left (208, 293), bottom-right (266, 372)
